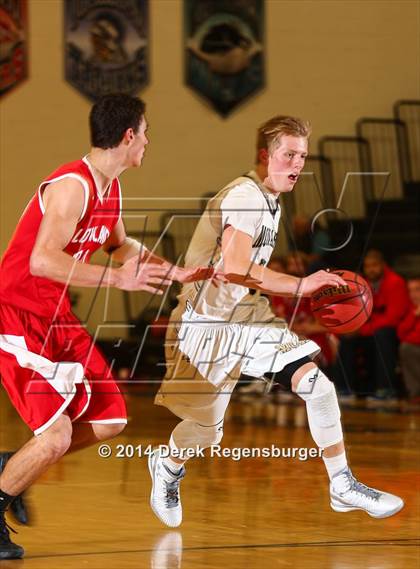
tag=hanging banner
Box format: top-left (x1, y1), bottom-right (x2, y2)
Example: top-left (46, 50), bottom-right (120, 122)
top-left (64, 0), bottom-right (149, 101)
top-left (185, 0), bottom-right (265, 117)
top-left (0, 0), bottom-right (28, 98)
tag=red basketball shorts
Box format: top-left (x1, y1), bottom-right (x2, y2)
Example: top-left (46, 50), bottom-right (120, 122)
top-left (0, 304), bottom-right (127, 435)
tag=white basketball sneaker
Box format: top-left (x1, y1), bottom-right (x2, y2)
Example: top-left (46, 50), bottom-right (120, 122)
top-left (330, 468), bottom-right (404, 518)
top-left (148, 448), bottom-right (185, 527)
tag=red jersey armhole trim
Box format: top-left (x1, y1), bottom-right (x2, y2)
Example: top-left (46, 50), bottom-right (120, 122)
top-left (117, 179), bottom-right (122, 220)
top-left (37, 174), bottom-right (91, 222)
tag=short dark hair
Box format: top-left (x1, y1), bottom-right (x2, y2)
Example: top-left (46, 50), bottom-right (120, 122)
top-left (89, 94), bottom-right (146, 149)
top-left (364, 249), bottom-right (385, 263)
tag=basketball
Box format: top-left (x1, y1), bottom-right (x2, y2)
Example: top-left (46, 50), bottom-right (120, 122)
top-left (310, 270), bottom-right (373, 334)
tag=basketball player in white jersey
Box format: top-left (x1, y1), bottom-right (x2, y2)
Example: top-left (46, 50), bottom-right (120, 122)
top-left (148, 116), bottom-right (404, 527)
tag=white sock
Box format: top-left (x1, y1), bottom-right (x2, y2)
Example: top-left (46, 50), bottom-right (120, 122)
top-left (163, 456), bottom-right (184, 475)
top-left (323, 450), bottom-right (348, 481)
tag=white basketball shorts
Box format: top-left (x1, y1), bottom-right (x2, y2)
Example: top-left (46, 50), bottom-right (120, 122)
top-left (155, 300), bottom-right (320, 425)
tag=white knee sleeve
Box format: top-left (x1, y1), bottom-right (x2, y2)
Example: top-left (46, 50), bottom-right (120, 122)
top-left (170, 419), bottom-right (224, 457)
top-left (295, 368), bottom-right (343, 449)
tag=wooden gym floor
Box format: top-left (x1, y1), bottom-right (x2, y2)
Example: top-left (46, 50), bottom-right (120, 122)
top-left (0, 389), bottom-right (419, 568)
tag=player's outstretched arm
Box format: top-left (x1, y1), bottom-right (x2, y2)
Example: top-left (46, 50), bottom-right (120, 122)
top-left (103, 219), bottom-right (217, 284)
top-left (30, 179), bottom-right (172, 294)
top-left (222, 226), bottom-right (346, 296)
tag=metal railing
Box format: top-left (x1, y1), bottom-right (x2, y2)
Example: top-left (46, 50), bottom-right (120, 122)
top-left (356, 118), bottom-right (411, 200)
top-left (394, 100), bottom-right (420, 182)
top-left (318, 136), bottom-right (373, 218)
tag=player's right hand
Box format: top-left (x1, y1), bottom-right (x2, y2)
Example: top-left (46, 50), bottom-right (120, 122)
top-left (300, 270), bottom-right (347, 296)
top-left (116, 256), bottom-right (173, 294)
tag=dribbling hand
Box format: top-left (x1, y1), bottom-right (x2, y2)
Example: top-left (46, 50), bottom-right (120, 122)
top-left (299, 270), bottom-right (347, 297)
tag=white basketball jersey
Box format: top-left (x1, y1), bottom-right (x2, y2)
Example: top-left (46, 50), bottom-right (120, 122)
top-left (178, 171), bottom-right (282, 322)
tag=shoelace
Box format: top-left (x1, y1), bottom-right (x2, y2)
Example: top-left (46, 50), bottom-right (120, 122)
top-left (340, 471), bottom-right (381, 501)
top-left (160, 464), bottom-right (185, 509)
top-left (165, 479), bottom-right (181, 509)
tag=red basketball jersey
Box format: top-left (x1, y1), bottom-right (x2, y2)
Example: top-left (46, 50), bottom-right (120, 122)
top-left (0, 157), bottom-right (121, 317)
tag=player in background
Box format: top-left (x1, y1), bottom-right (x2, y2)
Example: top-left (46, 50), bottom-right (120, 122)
top-left (148, 116), bottom-right (404, 528)
top-left (0, 94), bottom-right (214, 559)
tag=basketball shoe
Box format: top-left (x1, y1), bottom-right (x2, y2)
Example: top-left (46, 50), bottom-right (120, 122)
top-left (0, 453), bottom-right (30, 525)
top-left (0, 511), bottom-right (24, 559)
top-left (149, 448), bottom-right (185, 527)
top-left (330, 467), bottom-right (404, 518)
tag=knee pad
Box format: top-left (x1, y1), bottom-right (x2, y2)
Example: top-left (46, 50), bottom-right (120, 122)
top-left (197, 421), bottom-right (224, 447)
top-left (295, 368), bottom-right (343, 449)
top-left (268, 356), bottom-right (313, 391)
top-left (170, 419), bottom-right (224, 456)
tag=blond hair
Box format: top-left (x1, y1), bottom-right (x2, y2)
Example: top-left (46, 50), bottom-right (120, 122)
top-left (256, 115), bottom-right (311, 161)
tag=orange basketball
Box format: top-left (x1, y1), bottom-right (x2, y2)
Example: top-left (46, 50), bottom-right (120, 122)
top-left (310, 270), bottom-right (373, 334)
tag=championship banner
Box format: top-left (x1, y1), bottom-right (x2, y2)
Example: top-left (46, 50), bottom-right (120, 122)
top-left (0, 0), bottom-right (28, 98)
top-left (64, 0), bottom-right (149, 101)
top-left (185, 0), bottom-right (265, 117)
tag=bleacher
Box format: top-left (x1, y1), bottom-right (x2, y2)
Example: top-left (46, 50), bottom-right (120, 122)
top-left (280, 99), bottom-right (420, 272)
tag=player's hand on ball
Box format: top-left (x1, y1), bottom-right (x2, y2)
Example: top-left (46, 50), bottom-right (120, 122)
top-left (300, 270), bottom-right (347, 296)
top-left (116, 257), bottom-right (173, 294)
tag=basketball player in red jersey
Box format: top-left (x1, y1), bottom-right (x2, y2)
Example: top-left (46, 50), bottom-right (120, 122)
top-left (0, 94), bottom-right (214, 559)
